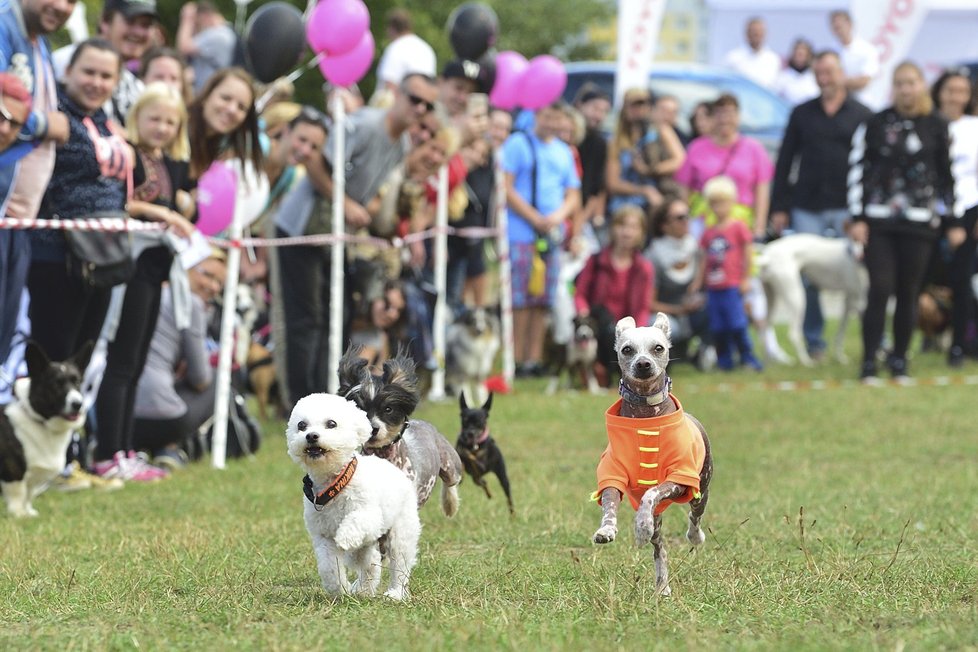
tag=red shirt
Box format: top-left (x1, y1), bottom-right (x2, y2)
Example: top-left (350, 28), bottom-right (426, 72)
top-left (574, 249), bottom-right (653, 326)
top-left (699, 219), bottom-right (752, 290)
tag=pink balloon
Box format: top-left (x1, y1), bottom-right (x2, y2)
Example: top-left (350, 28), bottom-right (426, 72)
top-left (318, 30), bottom-right (375, 87)
top-left (305, 0), bottom-right (370, 56)
top-left (518, 55), bottom-right (567, 110)
top-left (196, 162), bottom-right (236, 236)
top-left (489, 50), bottom-right (528, 110)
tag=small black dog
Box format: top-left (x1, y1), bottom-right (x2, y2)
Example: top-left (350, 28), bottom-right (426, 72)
top-left (455, 392), bottom-right (513, 516)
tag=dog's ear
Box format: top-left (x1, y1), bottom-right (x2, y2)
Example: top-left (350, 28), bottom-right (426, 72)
top-left (383, 354), bottom-right (419, 398)
top-left (615, 317), bottom-right (636, 342)
top-left (70, 340), bottom-right (95, 372)
top-left (24, 340), bottom-right (50, 377)
top-left (338, 346), bottom-right (370, 393)
top-left (652, 312), bottom-right (671, 341)
top-left (482, 392), bottom-right (493, 413)
top-left (459, 391), bottom-right (468, 412)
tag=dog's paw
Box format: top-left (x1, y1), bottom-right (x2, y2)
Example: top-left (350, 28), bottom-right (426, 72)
top-left (383, 587), bottom-right (408, 601)
top-left (592, 524), bottom-right (617, 544)
top-left (686, 526), bottom-right (706, 546)
top-left (634, 516), bottom-right (655, 547)
top-left (656, 582), bottom-right (672, 597)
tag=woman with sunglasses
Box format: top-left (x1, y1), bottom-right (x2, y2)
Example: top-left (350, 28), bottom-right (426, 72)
top-left (931, 68), bottom-right (978, 367)
top-left (645, 197), bottom-right (710, 365)
top-left (604, 87), bottom-right (685, 247)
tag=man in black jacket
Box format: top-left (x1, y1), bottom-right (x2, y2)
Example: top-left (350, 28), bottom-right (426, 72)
top-left (770, 50), bottom-right (872, 358)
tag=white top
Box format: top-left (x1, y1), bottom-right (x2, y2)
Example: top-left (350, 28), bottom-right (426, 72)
top-left (376, 33), bottom-right (437, 85)
top-left (775, 67), bottom-right (819, 106)
top-left (840, 37), bottom-right (880, 107)
top-left (950, 115), bottom-right (978, 214)
top-left (724, 45), bottom-right (781, 90)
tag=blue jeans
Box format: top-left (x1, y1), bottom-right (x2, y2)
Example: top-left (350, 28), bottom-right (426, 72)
top-left (791, 208), bottom-right (850, 353)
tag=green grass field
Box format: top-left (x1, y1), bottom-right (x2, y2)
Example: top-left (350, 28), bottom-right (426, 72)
top-left (2, 333), bottom-right (977, 651)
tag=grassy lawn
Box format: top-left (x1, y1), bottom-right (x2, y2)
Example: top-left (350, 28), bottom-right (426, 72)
top-left (2, 328), bottom-right (977, 651)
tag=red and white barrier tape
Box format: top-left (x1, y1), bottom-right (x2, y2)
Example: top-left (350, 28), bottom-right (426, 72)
top-left (0, 217), bottom-right (503, 250)
top-left (0, 217), bottom-right (165, 232)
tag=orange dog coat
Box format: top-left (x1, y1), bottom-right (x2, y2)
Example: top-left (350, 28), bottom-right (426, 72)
top-left (595, 396), bottom-right (705, 515)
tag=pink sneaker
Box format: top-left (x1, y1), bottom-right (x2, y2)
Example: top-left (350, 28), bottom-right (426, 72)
top-left (92, 451), bottom-right (129, 481)
top-left (92, 451), bottom-right (169, 482)
top-left (123, 451), bottom-right (169, 482)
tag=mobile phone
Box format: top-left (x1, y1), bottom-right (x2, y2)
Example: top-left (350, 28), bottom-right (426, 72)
top-left (467, 92), bottom-right (489, 116)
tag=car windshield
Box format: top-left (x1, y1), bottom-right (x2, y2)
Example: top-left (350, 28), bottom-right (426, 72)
top-left (650, 77), bottom-right (789, 134)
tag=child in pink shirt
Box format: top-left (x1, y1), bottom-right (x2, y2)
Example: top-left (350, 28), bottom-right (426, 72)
top-left (697, 176), bottom-right (762, 371)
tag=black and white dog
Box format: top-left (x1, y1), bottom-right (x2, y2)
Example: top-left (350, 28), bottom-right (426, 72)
top-left (446, 306), bottom-right (500, 406)
top-left (0, 341), bottom-right (92, 518)
top-left (338, 348), bottom-right (464, 517)
top-left (544, 314), bottom-right (601, 395)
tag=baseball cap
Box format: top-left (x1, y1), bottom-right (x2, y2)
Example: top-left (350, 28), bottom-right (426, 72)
top-left (105, 0), bottom-right (159, 20)
top-left (442, 58), bottom-right (493, 94)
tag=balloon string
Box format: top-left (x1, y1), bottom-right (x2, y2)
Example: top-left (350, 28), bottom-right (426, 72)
top-left (256, 52), bottom-right (326, 113)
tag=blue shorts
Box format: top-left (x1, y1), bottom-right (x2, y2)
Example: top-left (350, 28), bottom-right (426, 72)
top-left (510, 241), bottom-right (559, 309)
top-left (707, 287), bottom-right (748, 332)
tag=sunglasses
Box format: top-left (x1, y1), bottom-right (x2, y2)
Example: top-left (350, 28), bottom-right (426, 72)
top-left (407, 93), bottom-right (435, 113)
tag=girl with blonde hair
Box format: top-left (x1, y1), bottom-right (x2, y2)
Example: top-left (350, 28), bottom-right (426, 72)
top-left (849, 60), bottom-right (957, 382)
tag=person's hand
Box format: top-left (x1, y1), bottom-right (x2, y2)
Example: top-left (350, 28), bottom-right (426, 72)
top-left (644, 186), bottom-right (663, 209)
top-left (45, 111), bottom-right (69, 146)
top-left (947, 225), bottom-right (967, 250)
top-left (849, 220), bottom-right (868, 246)
top-left (739, 278), bottom-right (751, 295)
top-left (344, 199), bottom-right (371, 230)
top-left (179, 2), bottom-right (197, 22)
top-left (683, 291), bottom-right (705, 312)
top-left (770, 211), bottom-right (789, 235)
top-left (408, 239), bottom-right (426, 268)
top-left (166, 211), bottom-right (196, 239)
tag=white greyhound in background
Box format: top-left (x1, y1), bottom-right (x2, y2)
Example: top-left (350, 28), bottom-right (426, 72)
top-left (756, 234), bottom-right (868, 367)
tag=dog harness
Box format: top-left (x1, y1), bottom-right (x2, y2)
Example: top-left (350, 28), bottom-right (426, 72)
top-left (594, 396), bottom-right (705, 515)
top-left (302, 458), bottom-right (357, 509)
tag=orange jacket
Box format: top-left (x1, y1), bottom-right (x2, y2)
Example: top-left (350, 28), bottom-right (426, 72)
top-left (595, 396), bottom-right (705, 515)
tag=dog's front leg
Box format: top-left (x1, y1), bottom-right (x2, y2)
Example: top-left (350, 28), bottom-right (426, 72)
top-left (634, 482), bottom-right (686, 546)
top-left (650, 513), bottom-right (671, 596)
top-left (1, 481), bottom-right (36, 518)
top-left (350, 544), bottom-right (382, 597)
top-left (592, 488), bottom-right (621, 544)
top-left (312, 536), bottom-right (349, 596)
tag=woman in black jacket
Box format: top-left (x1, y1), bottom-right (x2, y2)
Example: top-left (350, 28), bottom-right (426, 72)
top-left (848, 61), bottom-right (960, 382)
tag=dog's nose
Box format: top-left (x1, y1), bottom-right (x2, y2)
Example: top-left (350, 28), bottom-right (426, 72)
top-left (305, 433), bottom-right (319, 443)
top-left (371, 427), bottom-right (379, 437)
top-left (636, 359), bottom-right (652, 372)
top-left (68, 399), bottom-right (83, 412)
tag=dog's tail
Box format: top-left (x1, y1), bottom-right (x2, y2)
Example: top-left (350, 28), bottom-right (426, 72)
top-left (441, 481), bottom-right (460, 518)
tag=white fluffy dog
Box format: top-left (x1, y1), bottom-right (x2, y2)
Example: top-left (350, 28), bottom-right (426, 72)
top-left (286, 393), bottom-right (421, 600)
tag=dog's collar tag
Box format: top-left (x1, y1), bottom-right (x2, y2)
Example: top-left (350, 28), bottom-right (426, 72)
top-left (619, 377), bottom-right (671, 407)
top-left (302, 458), bottom-right (358, 510)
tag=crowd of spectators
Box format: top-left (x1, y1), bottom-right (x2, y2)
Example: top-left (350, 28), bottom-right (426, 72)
top-left (0, 2), bottom-right (974, 492)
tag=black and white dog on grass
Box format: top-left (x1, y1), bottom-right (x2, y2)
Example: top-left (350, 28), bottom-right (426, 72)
top-left (0, 341), bottom-right (92, 518)
top-left (338, 348), bottom-right (463, 516)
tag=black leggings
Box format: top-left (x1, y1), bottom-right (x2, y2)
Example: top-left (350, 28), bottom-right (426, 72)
top-left (861, 227), bottom-right (936, 363)
top-left (27, 260), bottom-right (112, 360)
top-left (94, 247), bottom-right (171, 460)
top-left (133, 382), bottom-right (216, 452)
top-left (949, 207), bottom-right (978, 350)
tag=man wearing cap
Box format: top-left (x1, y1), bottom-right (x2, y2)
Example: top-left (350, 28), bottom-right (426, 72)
top-left (52, 0), bottom-right (157, 124)
top-left (0, 0), bottom-right (72, 368)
